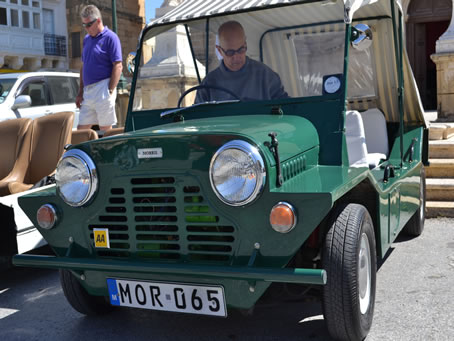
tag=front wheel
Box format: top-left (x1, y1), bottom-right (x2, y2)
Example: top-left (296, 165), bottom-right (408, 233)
top-left (322, 204), bottom-right (377, 341)
top-left (60, 269), bottom-right (113, 315)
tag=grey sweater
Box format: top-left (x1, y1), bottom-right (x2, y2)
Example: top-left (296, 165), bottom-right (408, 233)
top-left (195, 57), bottom-right (288, 103)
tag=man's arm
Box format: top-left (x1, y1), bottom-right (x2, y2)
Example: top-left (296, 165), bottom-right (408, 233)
top-left (270, 73), bottom-right (289, 99)
top-left (109, 61), bottom-right (123, 93)
top-left (76, 65), bottom-right (84, 108)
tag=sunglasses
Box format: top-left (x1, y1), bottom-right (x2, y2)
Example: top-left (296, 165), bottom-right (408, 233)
top-left (218, 45), bottom-right (247, 57)
top-left (82, 18), bottom-right (98, 28)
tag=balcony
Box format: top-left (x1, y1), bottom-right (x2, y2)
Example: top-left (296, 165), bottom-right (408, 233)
top-left (44, 34), bottom-right (67, 57)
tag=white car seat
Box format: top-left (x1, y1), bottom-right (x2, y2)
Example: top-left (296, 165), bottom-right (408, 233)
top-left (345, 110), bottom-right (368, 167)
top-left (360, 108), bottom-right (389, 168)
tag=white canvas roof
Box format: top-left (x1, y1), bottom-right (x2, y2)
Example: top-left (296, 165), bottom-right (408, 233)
top-left (147, 0), bottom-right (389, 29)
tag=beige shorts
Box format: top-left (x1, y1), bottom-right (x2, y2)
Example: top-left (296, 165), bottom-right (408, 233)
top-left (79, 78), bottom-right (117, 127)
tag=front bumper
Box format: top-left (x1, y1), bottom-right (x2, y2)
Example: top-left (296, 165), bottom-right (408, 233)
top-left (13, 254), bottom-right (327, 285)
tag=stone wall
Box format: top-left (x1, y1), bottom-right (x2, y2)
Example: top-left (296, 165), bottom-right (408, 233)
top-left (67, 0), bottom-right (145, 73)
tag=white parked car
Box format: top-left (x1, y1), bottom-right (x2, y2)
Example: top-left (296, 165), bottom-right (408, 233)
top-left (0, 71), bottom-right (79, 128)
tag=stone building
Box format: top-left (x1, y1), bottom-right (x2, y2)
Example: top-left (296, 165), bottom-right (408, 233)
top-left (402, 0), bottom-right (454, 119)
top-left (0, 0), bottom-right (69, 72)
top-left (67, 0), bottom-right (145, 73)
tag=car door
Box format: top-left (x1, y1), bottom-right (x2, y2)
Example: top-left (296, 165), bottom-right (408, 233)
top-left (46, 75), bottom-right (79, 128)
top-left (15, 77), bottom-right (52, 120)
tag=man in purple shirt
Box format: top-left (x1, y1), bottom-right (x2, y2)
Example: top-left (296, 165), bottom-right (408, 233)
top-left (76, 5), bottom-right (123, 131)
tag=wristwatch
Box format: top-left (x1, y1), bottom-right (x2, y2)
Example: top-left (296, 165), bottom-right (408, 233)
top-left (109, 88), bottom-right (114, 95)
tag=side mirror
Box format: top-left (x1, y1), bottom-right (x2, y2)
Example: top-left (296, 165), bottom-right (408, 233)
top-left (351, 24), bottom-right (372, 51)
top-left (12, 95), bottom-right (32, 109)
top-left (126, 52), bottom-right (137, 74)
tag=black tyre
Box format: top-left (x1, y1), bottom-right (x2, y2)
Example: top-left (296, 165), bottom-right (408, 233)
top-left (59, 269), bottom-right (113, 315)
top-left (403, 166), bottom-right (425, 237)
top-left (322, 204), bottom-right (377, 341)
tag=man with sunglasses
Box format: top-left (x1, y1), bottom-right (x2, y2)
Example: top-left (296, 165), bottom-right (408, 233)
top-left (76, 5), bottom-right (123, 132)
top-left (195, 21), bottom-right (288, 103)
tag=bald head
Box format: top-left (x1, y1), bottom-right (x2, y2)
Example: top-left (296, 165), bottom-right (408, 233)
top-left (217, 21), bottom-right (247, 71)
top-left (218, 21), bottom-right (246, 46)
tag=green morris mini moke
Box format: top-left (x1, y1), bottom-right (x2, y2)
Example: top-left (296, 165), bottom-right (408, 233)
top-left (14, 0), bottom-right (428, 340)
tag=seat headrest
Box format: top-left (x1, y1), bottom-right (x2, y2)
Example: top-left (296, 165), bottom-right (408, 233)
top-left (345, 110), bottom-right (365, 137)
top-left (30, 89), bottom-right (44, 106)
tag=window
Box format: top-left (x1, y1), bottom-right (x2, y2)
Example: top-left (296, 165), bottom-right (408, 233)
top-left (11, 9), bottom-right (18, 27)
top-left (10, 0), bottom-right (18, 4)
top-left (71, 77), bottom-right (80, 94)
top-left (347, 44), bottom-right (376, 99)
top-left (0, 7), bottom-right (6, 25)
top-left (32, 1), bottom-right (39, 7)
top-left (47, 77), bottom-right (77, 104)
top-left (20, 82), bottom-right (49, 107)
top-left (22, 0), bottom-right (29, 5)
top-left (71, 32), bottom-right (81, 58)
top-left (22, 10), bottom-right (29, 28)
top-left (0, 78), bottom-right (16, 104)
top-left (33, 12), bottom-right (39, 29)
top-left (293, 30), bottom-right (345, 97)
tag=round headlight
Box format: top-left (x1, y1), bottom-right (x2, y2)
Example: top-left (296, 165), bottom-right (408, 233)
top-left (210, 140), bottom-right (266, 206)
top-left (55, 149), bottom-right (98, 207)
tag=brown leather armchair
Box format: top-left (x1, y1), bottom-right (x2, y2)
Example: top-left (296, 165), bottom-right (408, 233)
top-left (71, 129), bottom-right (99, 145)
top-left (0, 111), bottom-right (74, 196)
top-left (0, 118), bottom-right (33, 182)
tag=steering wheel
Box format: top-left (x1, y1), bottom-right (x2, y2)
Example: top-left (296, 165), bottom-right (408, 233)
top-left (177, 84), bottom-right (240, 108)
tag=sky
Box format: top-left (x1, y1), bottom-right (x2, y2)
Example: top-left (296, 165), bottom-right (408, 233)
top-left (145, 0), bottom-right (165, 23)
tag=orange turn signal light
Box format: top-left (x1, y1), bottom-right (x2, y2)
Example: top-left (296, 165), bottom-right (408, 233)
top-left (269, 202), bottom-right (297, 233)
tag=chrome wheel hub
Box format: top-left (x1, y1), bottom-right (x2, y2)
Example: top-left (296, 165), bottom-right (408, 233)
top-left (358, 232), bottom-right (371, 314)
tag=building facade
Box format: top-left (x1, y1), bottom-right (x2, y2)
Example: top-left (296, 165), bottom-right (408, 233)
top-left (403, 0), bottom-right (452, 111)
top-left (0, 0), bottom-right (145, 74)
top-left (66, 0), bottom-right (145, 74)
top-left (0, 0), bottom-right (68, 71)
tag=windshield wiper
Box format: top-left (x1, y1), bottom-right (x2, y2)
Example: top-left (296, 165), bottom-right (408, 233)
top-left (160, 100), bottom-right (240, 120)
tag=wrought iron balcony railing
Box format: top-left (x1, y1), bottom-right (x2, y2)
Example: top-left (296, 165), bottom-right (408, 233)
top-left (44, 34), bottom-right (67, 57)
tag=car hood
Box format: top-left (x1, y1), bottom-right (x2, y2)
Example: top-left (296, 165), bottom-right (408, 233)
top-left (122, 115), bottom-right (319, 163)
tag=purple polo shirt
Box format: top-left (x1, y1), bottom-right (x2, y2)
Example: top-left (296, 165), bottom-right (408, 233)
top-left (82, 27), bottom-right (122, 86)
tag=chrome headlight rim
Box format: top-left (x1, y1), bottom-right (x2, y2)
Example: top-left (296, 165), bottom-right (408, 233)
top-left (56, 149), bottom-right (98, 207)
top-left (209, 140), bottom-right (266, 207)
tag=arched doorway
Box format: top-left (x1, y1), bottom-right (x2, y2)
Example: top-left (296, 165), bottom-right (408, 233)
top-left (406, 0), bottom-right (452, 110)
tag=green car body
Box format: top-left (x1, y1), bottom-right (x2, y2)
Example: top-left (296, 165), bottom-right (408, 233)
top-left (14, 0), bottom-right (428, 339)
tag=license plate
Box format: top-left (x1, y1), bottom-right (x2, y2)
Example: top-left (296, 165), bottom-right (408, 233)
top-left (107, 278), bottom-right (227, 317)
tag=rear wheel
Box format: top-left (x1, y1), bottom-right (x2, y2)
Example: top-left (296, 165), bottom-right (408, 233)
top-left (403, 166), bottom-right (425, 237)
top-left (60, 269), bottom-right (113, 315)
top-left (322, 204), bottom-right (377, 341)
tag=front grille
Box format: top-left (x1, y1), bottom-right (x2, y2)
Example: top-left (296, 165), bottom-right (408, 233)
top-left (88, 177), bottom-right (236, 263)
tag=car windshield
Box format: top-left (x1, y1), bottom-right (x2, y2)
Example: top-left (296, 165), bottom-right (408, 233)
top-left (132, 21), bottom-right (348, 112)
top-left (0, 78), bottom-right (17, 104)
